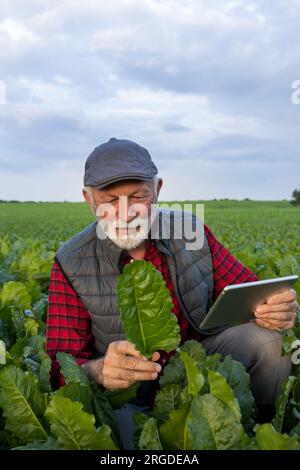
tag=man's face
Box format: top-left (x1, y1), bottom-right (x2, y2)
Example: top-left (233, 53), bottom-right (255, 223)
top-left (83, 178), bottom-right (162, 249)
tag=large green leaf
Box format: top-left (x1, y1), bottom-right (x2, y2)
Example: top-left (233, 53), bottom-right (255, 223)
top-left (159, 404), bottom-right (190, 449)
top-left (24, 280), bottom-right (41, 304)
top-left (272, 376), bottom-right (296, 433)
top-left (205, 353), bottom-right (222, 371)
top-left (54, 383), bottom-right (94, 415)
top-left (116, 260), bottom-right (180, 358)
top-left (104, 382), bottom-right (139, 409)
top-left (0, 366), bottom-right (48, 444)
top-left (282, 328), bottom-right (300, 355)
top-left (23, 335), bottom-right (52, 392)
top-left (56, 351), bottom-right (90, 386)
top-left (217, 355), bottom-right (256, 434)
top-left (160, 395), bottom-right (248, 450)
top-left (45, 396), bottom-right (118, 450)
top-left (38, 351), bottom-right (52, 393)
top-left (24, 317), bottom-right (39, 337)
top-left (153, 383), bottom-right (182, 424)
top-left (31, 294), bottom-right (48, 323)
top-left (255, 423), bottom-right (300, 450)
top-left (89, 382), bottom-right (121, 446)
top-left (13, 437), bottom-right (61, 450)
top-left (54, 381), bottom-right (120, 447)
top-left (195, 394), bottom-right (248, 449)
top-left (0, 281), bottom-right (31, 310)
top-left (179, 386), bottom-right (192, 407)
top-left (180, 351), bottom-right (204, 397)
top-left (53, 358), bottom-right (120, 445)
top-left (180, 340), bottom-right (207, 368)
top-left (208, 369), bottom-right (241, 421)
top-left (132, 412), bottom-right (148, 450)
top-left (159, 354), bottom-right (186, 388)
top-left (139, 417), bottom-right (163, 450)
top-left (290, 421), bottom-right (300, 438)
top-left (11, 309), bottom-right (26, 339)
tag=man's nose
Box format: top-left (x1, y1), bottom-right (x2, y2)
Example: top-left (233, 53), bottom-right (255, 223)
top-left (118, 208), bottom-right (139, 224)
top-left (117, 197), bottom-right (137, 224)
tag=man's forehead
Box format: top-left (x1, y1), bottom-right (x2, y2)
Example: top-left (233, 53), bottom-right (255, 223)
top-left (93, 179), bottom-right (152, 196)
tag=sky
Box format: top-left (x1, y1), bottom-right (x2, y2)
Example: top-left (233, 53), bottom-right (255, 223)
top-left (0, 0), bottom-right (299, 201)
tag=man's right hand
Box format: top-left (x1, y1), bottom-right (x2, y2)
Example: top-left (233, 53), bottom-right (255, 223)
top-left (82, 340), bottom-right (161, 391)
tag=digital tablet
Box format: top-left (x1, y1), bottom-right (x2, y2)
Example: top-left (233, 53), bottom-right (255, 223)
top-left (200, 275), bottom-right (298, 330)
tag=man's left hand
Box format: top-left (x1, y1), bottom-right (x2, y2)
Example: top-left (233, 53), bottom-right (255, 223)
top-left (254, 288), bottom-right (299, 332)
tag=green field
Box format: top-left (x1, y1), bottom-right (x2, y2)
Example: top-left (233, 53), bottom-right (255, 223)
top-left (1, 200), bottom-right (299, 295)
top-left (0, 200), bottom-right (300, 450)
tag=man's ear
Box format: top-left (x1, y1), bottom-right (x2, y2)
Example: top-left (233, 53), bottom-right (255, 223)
top-left (82, 188), bottom-right (90, 203)
top-left (156, 178), bottom-right (163, 198)
top-left (82, 188), bottom-right (95, 215)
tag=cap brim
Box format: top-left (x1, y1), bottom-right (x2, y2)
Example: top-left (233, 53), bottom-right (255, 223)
top-left (91, 174), bottom-right (155, 189)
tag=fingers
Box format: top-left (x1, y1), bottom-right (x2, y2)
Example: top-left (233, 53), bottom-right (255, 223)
top-left (266, 288), bottom-right (297, 305)
top-left (103, 341), bottom-right (162, 390)
top-left (255, 318), bottom-right (284, 331)
top-left (104, 366), bottom-right (160, 383)
top-left (108, 341), bottom-right (161, 362)
top-left (255, 318), bottom-right (273, 329)
top-left (255, 298), bottom-right (298, 327)
top-left (255, 308), bottom-right (297, 322)
top-left (105, 379), bottom-right (132, 390)
top-left (108, 354), bottom-right (161, 373)
top-left (152, 351), bottom-right (160, 361)
top-left (256, 301), bottom-right (298, 315)
top-left (108, 340), bottom-right (143, 358)
top-left (255, 318), bottom-right (294, 332)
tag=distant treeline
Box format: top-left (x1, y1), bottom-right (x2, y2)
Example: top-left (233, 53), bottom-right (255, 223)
top-left (0, 198), bottom-right (254, 203)
top-left (0, 200), bottom-right (73, 203)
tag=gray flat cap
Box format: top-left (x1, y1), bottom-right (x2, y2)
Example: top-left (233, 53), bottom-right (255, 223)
top-left (84, 137), bottom-right (158, 188)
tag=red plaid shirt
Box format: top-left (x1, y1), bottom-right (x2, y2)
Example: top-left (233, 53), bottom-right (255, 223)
top-left (46, 224), bottom-right (258, 388)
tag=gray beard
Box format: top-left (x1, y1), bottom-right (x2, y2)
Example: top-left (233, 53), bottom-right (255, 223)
top-left (95, 205), bottom-right (158, 250)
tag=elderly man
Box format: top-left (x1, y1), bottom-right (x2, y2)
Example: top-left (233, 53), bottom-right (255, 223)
top-left (46, 137), bottom-right (298, 450)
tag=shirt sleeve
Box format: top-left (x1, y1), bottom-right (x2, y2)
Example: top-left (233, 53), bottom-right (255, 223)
top-left (204, 224), bottom-right (259, 301)
top-left (46, 261), bottom-right (94, 388)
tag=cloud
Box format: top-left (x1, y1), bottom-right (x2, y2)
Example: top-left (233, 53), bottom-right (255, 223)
top-left (163, 123), bottom-right (192, 133)
top-left (0, 18), bottom-right (37, 41)
top-left (0, 85), bottom-right (264, 173)
top-left (16, 76), bottom-right (82, 108)
top-left (0, 17), bottom-right (42, 58)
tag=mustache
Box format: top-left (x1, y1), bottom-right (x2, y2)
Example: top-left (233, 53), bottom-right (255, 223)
top-left (99, 216), bottom-right (150, 234)
top-left (93, 206), bottom-right (158, 227)
top-left (112, 217), bottom-right (148, 228)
